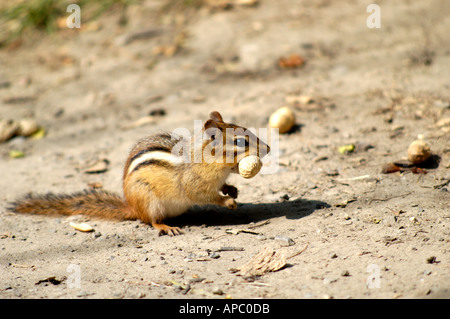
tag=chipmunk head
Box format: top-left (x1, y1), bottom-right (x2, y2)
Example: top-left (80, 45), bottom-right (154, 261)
top-left (202, 111), bottom-right (270, 167)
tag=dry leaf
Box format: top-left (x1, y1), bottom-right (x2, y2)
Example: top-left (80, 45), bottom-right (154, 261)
top-left (338, 144), bottom-right (355, 154)
top-left (35, 276), bottom-right (63, 285)
top-left (9, 150), bottom-right (25, 158)
top-left (83, 159), bottom-right (109, 174)
top-left (392, 210), bottom-right (405, 217)
top-left (31, 128), bottom-right (46, 139)
top-left (87, 182), bottom-right (103, 189)
top-left (382, 163), bottom-right (402, 174)
top-left (411, 167), bottom-right (427, 174)
top-left (237, 247), bottom-right (286, 277)
top-left (278, 54), bottom-right (305, 69)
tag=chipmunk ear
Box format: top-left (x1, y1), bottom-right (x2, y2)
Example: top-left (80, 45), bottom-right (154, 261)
top-left (204, 119), bottom-right (217, 130)
top-left (209, 111), bottom-right (224, 123)
top-left (203, 120), bottom-right (217, 131)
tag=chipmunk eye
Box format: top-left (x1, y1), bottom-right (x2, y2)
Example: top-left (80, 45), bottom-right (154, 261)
top-left (234, 137), bottom-right (248, 148)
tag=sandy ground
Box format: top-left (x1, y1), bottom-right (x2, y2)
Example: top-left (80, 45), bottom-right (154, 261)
top-left (0, 0), bottom-right (449, 299)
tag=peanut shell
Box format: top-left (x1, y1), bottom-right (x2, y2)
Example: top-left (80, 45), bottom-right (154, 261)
top-left (407, 140), bottom-right (431, 164)
top-left (17, 119), bottom-right (39, 137)
top-left (69, 222), bottom-right (94, 232)
top-left (239, 155), bottom-right (262, 179)
top-left (0, 119), bottom-right (19, 143)
top-left (268, 107), bottom-right (295, 134)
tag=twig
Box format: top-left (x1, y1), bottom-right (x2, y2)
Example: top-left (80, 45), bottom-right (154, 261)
top-left (217, 246), bottom-right (245, 252)
top-left (247, 282), bottom-right (272, 287)
top-left (209, 221), bottom-right (270, 242)
top-left (11, 263), bottom-right (35, 269)
top-left (127, 281), bottom-right (161, 287)
top-left (226, 229), bottom-right (260, 235)
top-left (433, 180), bottom-right (450, 189)
top-left (335, 175), bottom-right (371, 181)
top-left (247, 220), bottom-right (270, 229)
top-left (208, 234), bottom-right (229, 243)
top-left (287, 242), bottom-right (309, 260)
top-left (368, 192), bottom-right (412, 204)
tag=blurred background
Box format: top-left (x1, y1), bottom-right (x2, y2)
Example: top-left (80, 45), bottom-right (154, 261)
top-left (1, 0), bottom-right (448, 118)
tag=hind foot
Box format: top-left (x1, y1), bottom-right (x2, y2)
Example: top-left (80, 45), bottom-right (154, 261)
top-left (152, 222), bottom-right (183, 236)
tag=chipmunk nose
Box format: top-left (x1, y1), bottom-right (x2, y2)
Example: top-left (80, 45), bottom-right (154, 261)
top-left (258, 142), bottom-right (270, 158)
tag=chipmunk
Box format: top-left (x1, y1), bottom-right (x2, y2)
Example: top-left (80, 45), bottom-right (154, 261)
top-left (9, 111), bottom-right (270, 236)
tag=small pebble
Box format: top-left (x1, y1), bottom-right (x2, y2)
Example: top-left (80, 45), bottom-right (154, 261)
top-left (213, 287), bottom-right (224, 295)
top-left (182, 284), bottom-right (191, 295)
top-left (210, 252), bottom-right (220, 259)
top-left (341, 270), bottom-right (350, 277)
top-left (274, 235), bottom-right (295, 246)
top-left (93, 232), bottom-right (102, 238)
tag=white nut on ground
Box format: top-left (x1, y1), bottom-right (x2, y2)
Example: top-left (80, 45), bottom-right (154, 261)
top-left (16, 119), bottom-right (39, 137)
top-left (268, 106), bottom-right (295, 134)
top-left (407, 140), bottom-right (431, 164)
top-left (0, 119), bottom-right (19, 143)
top-left (69, 222), bottom-right (94, 232)
top-left (239, 155), bottom-right (262, 179)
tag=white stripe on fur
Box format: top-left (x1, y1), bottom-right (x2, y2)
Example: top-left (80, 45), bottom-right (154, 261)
top-left (127, 151), bottom-right (184, 175)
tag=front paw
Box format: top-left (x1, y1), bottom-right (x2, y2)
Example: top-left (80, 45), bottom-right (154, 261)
top-left (221, 184), bottom-right (238, 199)
top-left (222, 196), bottom-right (237, 210)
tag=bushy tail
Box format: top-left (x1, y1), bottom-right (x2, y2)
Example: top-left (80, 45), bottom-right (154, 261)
top-left (9, 189), bottom-right (135, 221)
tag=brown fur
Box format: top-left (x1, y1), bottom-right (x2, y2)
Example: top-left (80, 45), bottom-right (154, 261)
top-left (9, 111), bottom-right (269, 236)
top-left (9, 190), bottom-right (133, 221)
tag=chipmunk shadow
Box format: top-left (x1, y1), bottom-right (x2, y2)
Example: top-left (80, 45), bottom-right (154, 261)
top-left (168, 198), bottom-right (330, 228)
